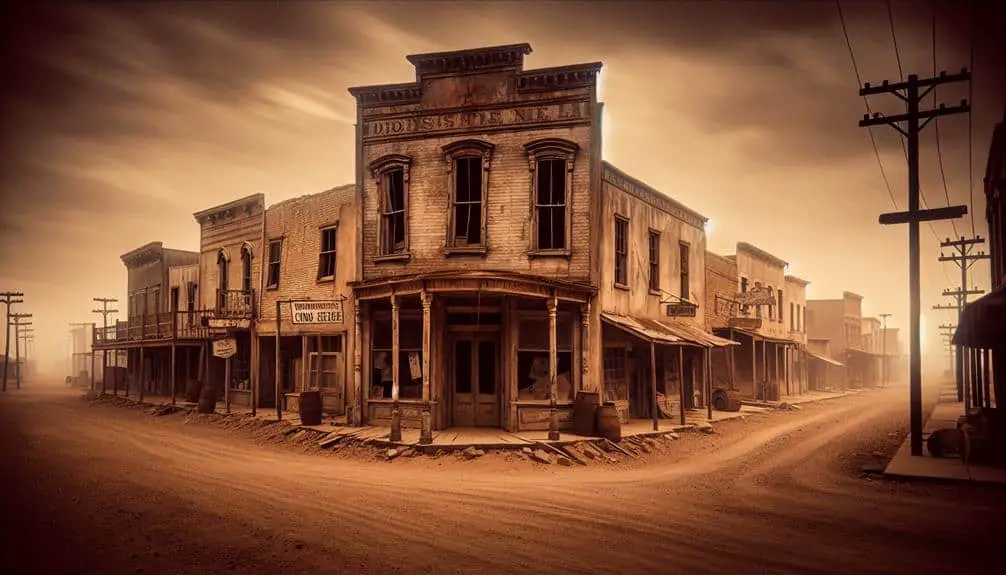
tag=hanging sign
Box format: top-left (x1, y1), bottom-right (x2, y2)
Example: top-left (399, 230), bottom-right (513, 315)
top-left (665, 303), bottom-right (698, 317)
top-left (212, 338), bottom-right (237, 359)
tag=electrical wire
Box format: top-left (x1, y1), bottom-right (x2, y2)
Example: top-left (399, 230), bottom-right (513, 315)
top-left (967, 0), bottom-right (977, 235)
top-left (838, 0), bottom-right (954, 286)
top-left (931, 0), bottom-right (959, 239)
top-left (885, 0), bottom-right (909, 163)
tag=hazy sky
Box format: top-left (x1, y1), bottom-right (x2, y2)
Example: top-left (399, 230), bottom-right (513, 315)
top-left (0, 1), bottom-right (1003, 374)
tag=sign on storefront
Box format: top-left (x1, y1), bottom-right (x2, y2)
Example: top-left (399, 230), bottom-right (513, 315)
top-left (212, 337), bottom-right (237, 359)
top-left (291, 300), bottom-right (344, 325)
top-left (665, 303), bottom-right (698, 317)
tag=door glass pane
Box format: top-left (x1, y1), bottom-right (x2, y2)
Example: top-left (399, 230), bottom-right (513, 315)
top-left (455, 340), bottom-right (472, 394)
top-left (478, 340), bottom-right (496, 395)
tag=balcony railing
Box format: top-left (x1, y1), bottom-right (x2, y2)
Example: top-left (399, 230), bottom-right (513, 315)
top-left (93, 310), bottom-right (214, 345)
top-left (216, 289), bottom-right (254, 319)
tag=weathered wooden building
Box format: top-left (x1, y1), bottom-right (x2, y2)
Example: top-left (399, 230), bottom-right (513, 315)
top-left (255, 185), bottom-right (358, 418)
top-left (346, 43), bottom-right (733, 441)
top-left (783, 274), bottom-right (810, 395)
top-left (806, 291), bottom-right (877, 389)
top-left (705, 242), bottom-right (797, 401)
top-left (92, 242), bottom-right (206, 399)
top-left (193, 195), bottom-right (264, 406)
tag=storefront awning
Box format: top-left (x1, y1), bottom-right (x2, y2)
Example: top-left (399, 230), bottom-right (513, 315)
top-left (846, 347), bottom-right (881, 357)
top-left (720, 327), bottom-right (796, 345)
top-left (953, 285), bottom-right (1006, 349)
top-left (807, 351), bottom-right (844, 367)
top-left (601, 312), bottom-right (738, 348)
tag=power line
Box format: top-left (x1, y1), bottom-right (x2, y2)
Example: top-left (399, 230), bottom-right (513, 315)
top-left (967, 0), bottom-right (977, 235)
top-left (931, 0), bottom-right (959, 239)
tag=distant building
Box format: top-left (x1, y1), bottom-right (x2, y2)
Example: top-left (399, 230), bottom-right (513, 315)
top-left (806, 292), bottom-right (882, 388)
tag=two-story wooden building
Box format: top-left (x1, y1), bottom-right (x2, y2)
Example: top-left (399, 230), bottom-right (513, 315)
top-left (92, 241), bottom-right (207, 400)
top-left (783, 274), bottom-right (810, 396)
top-left (807, 291), bottom-right (877, 389)
top-left (705, 242), bottom-right (796, 401)
top-left (346, 43), bottom-right (734, 442)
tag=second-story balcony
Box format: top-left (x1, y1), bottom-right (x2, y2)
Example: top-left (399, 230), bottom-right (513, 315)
top-left (216, 289), bottom-right (254, 319)
top-left (93, 310), bottom-right (213, 347)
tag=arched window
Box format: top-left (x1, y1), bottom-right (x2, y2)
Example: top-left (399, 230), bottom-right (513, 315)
top-left (442, 139), bottom-right (494, 253)
top-left (217, 250), bottom-right (229, 311)
top-left (524, 138), bottom-right (579, 255)
top-left (241, 246), bottom-right (253, 294)
top-left (369, 154), bottom-right (412, 260)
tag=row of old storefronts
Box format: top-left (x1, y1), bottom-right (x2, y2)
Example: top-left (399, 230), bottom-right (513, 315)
top-left (91, 43), bottom-right (903, 441)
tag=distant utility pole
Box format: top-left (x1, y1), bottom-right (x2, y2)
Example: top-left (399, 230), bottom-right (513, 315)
top-left (879, 313), bottom-right (892, 388)
top-left (1, 291), bottom-right (25, 392)
top-left (69, 322), bottom-right (96, 391)
top-left (93, 297), bottom-right (119, 395)
top-left (938, 236), bottom-right (990, 402)
top-left (938, 323), bottom-right (958, 374)
top-left (859, 68), bottom-right (971, 457)
top-left (11, 313), bottom-right (32, 390)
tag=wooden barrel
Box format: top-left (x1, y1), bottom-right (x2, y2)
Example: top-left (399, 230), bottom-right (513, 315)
top-left (184, 380), bottom-right (202, 403)
top-left (196, 381), bottom-right (218, 414)
top-left (299, 390), bottom-right (324, 426)
top-left (713, 388), bottom-right (742, 412)
top-left (595, 402), bottom-right (621, 442)
top-left (572, 391), bottom-right (600, 436)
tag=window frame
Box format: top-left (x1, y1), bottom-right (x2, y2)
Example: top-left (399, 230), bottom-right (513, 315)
top-left (443, 139), bottom-right (494, 256)
top-left (266, 239), bottom-right (282, 289)
top-left (777, 289), bottom-right (784, 324)
top-left (613, 215), bottom-right (629, 289)
top-left (524, 138), bottom-right (579, 258)
top-left (647, 229), bottom-right (661, 294)
top-left (369, 154), bottom-right (413, 263)
top-left (240, 246), bottom-right (253, 294)
top-left (317, 224), bottom-right (338, 282)
top-left (678, 241), bottom-right (691, 301)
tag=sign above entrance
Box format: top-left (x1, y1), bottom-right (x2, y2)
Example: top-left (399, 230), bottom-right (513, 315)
top-left (734, 287), bottom-right (775, 306)
top-left (205, 317), bottom-right (251, 330)
top-left (291, 300), bottom-right (344, 325)
top-left (363, 101), bottom-right (589, 141)
top-left (665, 303), bottom-right (698, 318)
top-left (212, 338), bottom-right (237, 359)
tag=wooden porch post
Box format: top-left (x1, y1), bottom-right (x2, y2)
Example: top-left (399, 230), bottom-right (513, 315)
top-left (390, 294), bottom-right (402, 442)
top-left (170, 342), bottom-right (177, 405)
top-left (138, 346), bottom-right (145, 402)
top-left (761, 341), bottom-right (768, 400)
top-left (983, 348), bottom-right (992, 409)
top-left (275, 301), bottom-right (282, 420)
top-left (705, 347), bottom-right (713, 421)
top-left (750, 336), bottom-right (757, 397)
top-left (678, 346), bottom-right (686, 426)
top-left (649, 341), bottom-right (658, 431)
top-left (420, 289), bottom-right (433, 444)
top-left (224, 355), bottom-right (232, 413)
top-left (547, 294), bottom-right (559, 441)
top-left (580, 302), bottom-right (591, 393)
top-left (352, 297), bottom-right (362, 426)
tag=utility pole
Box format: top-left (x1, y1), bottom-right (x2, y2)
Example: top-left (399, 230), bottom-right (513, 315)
top-left (93, 297), bottom-right (119, 396)
top-left (879, 313), bottom-right (892, 388)
top-left (938, 323), bottom-right (958, 376)
top-left (1, 291), bottom-right (24, 392)
top-left (69, 322), bottom-right (94, 389)
top-left (938, 236), bottom-right (990, 403)
top-left (859, 68), bottom-right (971, 457)
top-left (11, 313), bottom-right (32, 390)
top-left (18, 328), bottom-right (34, 378)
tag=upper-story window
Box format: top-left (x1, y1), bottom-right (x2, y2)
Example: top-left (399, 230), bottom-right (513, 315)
top-left (186, 282), bottom-right (197, 327)
top-left (266, 239), bottom-right (282, 289)
top-left (740, 277), bottom-right (749, 315)
top-left (525, 138), bottom-right (578, 255)
top-left (241, 246), bottom-right (253, 294)
top-left (679, 242), bottom-right (691, 301)
top-left (614, 216), bottom-right (629, 287)
top-left (767, 286), bottom-right (775, 320)
top-left (318, 225), bottom-right (337, 281)
top-left (755, 282), bottom-right (763, 318)
top-left (217, 251), bottom-right (229, 292)
top-left (777, 289), bottom-right (784, 324)
top-left (370, 154), bottom-right (412, 260)
top-left (443, 140), bottom-right (494, 254)
top-left (789, 302), bottom-right (795, 330)
top-left (647, 230), bottom-right (660, 292)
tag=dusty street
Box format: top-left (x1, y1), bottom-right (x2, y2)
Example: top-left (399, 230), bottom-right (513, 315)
top-left (1, 382), bottom-right (1003, 575)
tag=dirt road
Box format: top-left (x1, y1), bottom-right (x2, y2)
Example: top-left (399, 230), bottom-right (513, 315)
top-left (1, 382), bottom-right (1003, 575)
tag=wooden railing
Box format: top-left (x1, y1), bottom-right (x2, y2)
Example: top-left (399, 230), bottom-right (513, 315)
top-left (216, 289), bottom-right (254, 318)
top-left (93, 310), bottom-right (214, 345)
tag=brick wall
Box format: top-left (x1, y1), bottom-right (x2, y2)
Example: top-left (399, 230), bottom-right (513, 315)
top-left (704, 251), bottom-right (737, 329)
top-left (195, 197), bottom-right (265, 311)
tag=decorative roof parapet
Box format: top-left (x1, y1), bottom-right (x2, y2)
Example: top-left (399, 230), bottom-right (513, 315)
top-left (120, 241), bottom-right (164, 268)
top-left (736, 242), bottom-right (789, 268)
top-left (784, 274), bottom-right (811, 286)
top-left (602, 161), bottom-right (707, 230)
top-left (516, 62), bottom-right (603, 93)
top-left (347, 82), bottom-right (423, 108)
top-left (193, 193), bottom-right (265, 226)
top-left (406, 43), bottom-right (533, 78)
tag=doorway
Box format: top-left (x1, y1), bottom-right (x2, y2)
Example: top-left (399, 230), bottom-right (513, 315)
top-left (451, 335), bottom-right (500, 427)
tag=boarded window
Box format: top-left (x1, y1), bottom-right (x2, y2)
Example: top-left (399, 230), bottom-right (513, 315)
top-left (740, 277), bottom-right (748, 314)
top-left (614, 217), bottom-right (628, 286)
top-left (535, 159), bottom-right (567, 250)
top-left (318, 226), bottom-right (337, 279)
top-left (452, 157), bottom-right (483, 246)
top-left (778, 289), bottom-right (784, 324)
top-left (266, 240), bottom-right (281, 288)
top-left (380, 168), bottom-right (407, 254)
top-left (679, 242), bottom-right (690, 300)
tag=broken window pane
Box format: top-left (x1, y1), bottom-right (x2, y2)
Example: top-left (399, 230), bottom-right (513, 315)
top-left (453, 157), bottom-right (483, 246)
top-left (535, 159), bottom-right (566, 250)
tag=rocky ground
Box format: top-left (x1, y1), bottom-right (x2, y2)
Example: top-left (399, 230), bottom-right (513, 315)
top-left (2, 382), bottom-right (1003, 574)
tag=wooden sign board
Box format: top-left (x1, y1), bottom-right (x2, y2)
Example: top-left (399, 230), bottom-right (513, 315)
top-left (212, 338), bottom-right (237, 359)
top-left (205, 318), bottom-right (252, 330)
top-left (734, 288), bottom-right (776, 306)
top-left (291, 300), bottom-right (344, 325)
top-left (665, 303), bottom-right (698, 318)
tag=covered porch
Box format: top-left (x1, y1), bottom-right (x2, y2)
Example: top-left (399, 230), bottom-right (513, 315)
top-left (350, 270), bottom-right (597, 443)
top-left (953, 285), bottom-right (1004, 411)
top-left (712, 327), bottom-right (794, 401)
top-left (845, 347), bottom-right (882, 388)
top-left (807, 350), bottom-right (845, 392)
top-left (600, 312), bottom-right (739, 429)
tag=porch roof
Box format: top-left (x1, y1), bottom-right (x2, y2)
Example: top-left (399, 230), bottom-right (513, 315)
top-left (349, 269), bottom-right (596, 302)
top-left (807, 350), bottom-right (844, 367)
top-left (601, 312), bottom-right (738, 348)
top-left (846, 347), bottom-right (881, 357)
top-left (720, 327), bottom-right (796, 345)
top-left (953, 284), bottom-right (1006, 349)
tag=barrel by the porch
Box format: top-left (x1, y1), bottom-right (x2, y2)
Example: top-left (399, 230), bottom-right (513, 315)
top-left (572, 391), bottom-right (600, 436)
top-left (299, 390), bottom-right (324, 426)
top-left (196, 381), bottom-right (217, 414)
top-left (185, 379), bottom-right (202, 403)
top-left (713, 388), bottom-right (742, 412)
top-left (595, 402), bottom-right (621, 442)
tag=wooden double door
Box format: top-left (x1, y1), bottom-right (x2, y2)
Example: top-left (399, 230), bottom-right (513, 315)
top-left (450, 334), bottom-right (500, 427)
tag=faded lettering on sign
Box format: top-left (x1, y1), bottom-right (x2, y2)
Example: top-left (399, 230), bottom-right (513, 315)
top-left (291, 300), bottom-right (344, 325)
top-left (364, 102), bottom-right (588, 140)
